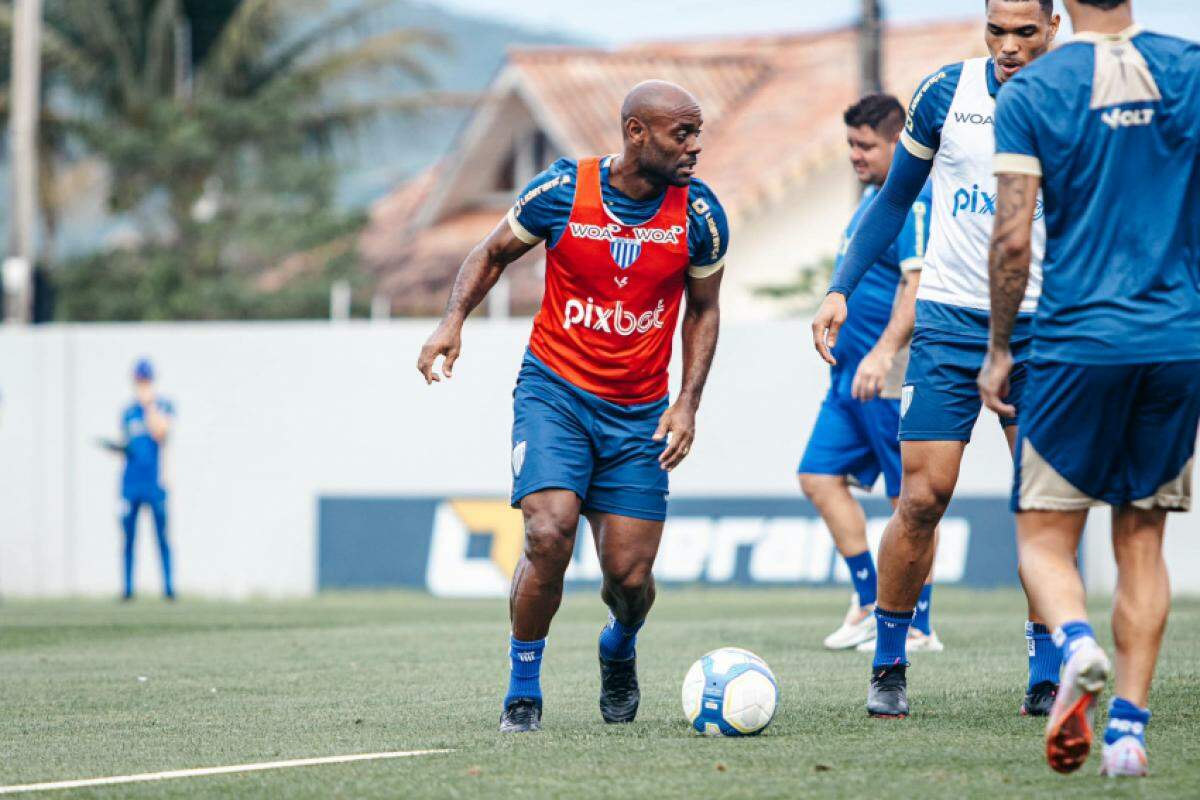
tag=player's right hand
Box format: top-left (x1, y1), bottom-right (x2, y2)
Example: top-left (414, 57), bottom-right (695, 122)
top-left (416, 323), bottom-right (462, 384)
top-left (811, 292), bottom-right (848, 366)
top-left (851, 347), bottom-right (893, 402)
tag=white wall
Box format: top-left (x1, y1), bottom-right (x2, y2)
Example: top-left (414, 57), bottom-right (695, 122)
top-left (1, 320), bottom-right (1196, 598)
top-left (722, 159), bottom-right (859, 320)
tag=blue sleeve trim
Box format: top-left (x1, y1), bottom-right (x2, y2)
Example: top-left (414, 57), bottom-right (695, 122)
top-left (686, 179), bottom-right (729, 267)
top-left (828, 148), bottom-right (934, 297)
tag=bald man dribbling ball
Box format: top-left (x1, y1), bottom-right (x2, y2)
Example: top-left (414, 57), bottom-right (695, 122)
top-left (417, 81), bottom-right (730, 733)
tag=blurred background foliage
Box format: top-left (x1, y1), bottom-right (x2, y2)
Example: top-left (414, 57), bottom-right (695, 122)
top-left (0, 0), bottom-right (439, 319)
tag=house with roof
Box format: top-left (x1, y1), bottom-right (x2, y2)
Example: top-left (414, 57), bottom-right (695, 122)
top-left (359, 21), bottom-right (985, 319)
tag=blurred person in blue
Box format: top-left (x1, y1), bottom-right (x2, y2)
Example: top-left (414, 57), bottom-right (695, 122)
top-left (116, 358), bottom-right (176, 601)
top-left (797, 93), bottom-right (939, 655)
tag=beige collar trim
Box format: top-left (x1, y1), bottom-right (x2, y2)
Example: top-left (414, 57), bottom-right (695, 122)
top-left (1071, 24), bottom-right (1145, 44)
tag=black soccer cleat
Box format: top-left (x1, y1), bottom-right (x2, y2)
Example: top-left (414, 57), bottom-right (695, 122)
top-left (499, 697), bottom-right (542, 733)
top-left (867, 662), bottom-right (910, 718)
top-left (1020, 680), bottom-right (1058, 717)
top-left (599, 655), bottom-right (640, 723)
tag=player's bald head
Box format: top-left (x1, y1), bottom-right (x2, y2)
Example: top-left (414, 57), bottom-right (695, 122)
top-left (621, 80), bottom-right (701, 131)
top-left (618, 80), bottom-right (703, 188)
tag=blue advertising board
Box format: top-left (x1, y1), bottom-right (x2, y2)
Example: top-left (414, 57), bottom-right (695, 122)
top-left (318, 496), bottom-right (1023, 596)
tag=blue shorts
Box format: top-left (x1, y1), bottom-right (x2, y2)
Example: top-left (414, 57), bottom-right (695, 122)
top-left (510, 352), bottom-right (669, 521)
top-left (799, 384), bottom-right (902, 498)
top-left (1014, 360), bottom-right (1200, 512)
top-left (899, 326), bottom-right (1030, 442)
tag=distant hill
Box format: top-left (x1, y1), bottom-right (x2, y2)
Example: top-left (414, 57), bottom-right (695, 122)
top-left (328, 0), bottom-right (580, 208)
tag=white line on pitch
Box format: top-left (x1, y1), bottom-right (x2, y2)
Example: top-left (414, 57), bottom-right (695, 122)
top-left (0, 749), bottom-right (455, 795)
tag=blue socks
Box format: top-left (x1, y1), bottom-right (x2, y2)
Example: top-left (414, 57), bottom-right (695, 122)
top-left (873, 607), bottom-right (914, 669)
top-left (1026, 621), bottom-right (1062, 688)
top-left (844, 550), bottom-right (877, 608)
top-left (598, 612), bottom-right (643, 661)
top-left (505, 636), bottom-right (545, 706)
top-left (912, 584), bottom-right (933, 635)
top-left (1105, 697), bottom-right (1150, 746)
top-left (1053, 619), bottom-right (1097, 661)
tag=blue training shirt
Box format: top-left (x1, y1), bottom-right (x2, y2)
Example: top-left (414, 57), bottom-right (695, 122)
top-left (122, 399), bottom-right (173, 497)
top-left (506, 157), bottom-right (730, 275)
top-left (994, 26), bottom-right (1200, 364)
top-left (832, 180), bottom-right (933, 377)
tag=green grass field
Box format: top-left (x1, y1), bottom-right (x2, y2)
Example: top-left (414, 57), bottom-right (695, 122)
top-left (1, 588), bottom-right (1198, 798)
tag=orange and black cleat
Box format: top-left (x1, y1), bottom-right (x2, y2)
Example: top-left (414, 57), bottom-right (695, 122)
top-left (1044, 640), bottom-right (1110, 773)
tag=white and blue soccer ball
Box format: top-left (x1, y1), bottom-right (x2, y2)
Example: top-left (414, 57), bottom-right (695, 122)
top-left (681, 647), bottom-right (779, 736)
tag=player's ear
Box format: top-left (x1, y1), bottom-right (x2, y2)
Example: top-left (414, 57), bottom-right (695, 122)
top-left (1048, 13), bottom-right (1061, 42)
top-left (624, 116), bottom-right (647, 146)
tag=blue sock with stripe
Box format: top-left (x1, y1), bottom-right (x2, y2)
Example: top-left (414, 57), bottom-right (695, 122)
top-left (912, 584), bottom-right (933, 635)
top-left (598, 612), bottom-right (642, 661)
top-left (844, 550), bottom-right (877, 608)
top-left (1104, 697), bottom-right (1150, 746)
top-left (1026, 621), bottom-right (1061, 689)
top-left (505, 636), bottom-right (545, 706)
top-left (873, 607), bottom-right (914, 669)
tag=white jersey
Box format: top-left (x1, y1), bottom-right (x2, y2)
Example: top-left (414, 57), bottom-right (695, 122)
top-left (902, 57), bottom-right (1045, 314)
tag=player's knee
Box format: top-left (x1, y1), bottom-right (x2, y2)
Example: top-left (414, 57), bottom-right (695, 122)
top-left (798, 473), bottom-right (832, 503)
top-left (898, 480), bottom-right (951, 532)
top-left (523, 513), bottom-right (576, 569)
top-left (605, 560), bottom-right (653, 596)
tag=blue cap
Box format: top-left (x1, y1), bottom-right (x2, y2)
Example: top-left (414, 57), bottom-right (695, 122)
top-left (133, 358), bottom-right (155, 381)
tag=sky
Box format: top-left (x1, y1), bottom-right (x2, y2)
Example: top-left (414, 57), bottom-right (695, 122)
top-left (419, 0), bottom-right (1200, 45)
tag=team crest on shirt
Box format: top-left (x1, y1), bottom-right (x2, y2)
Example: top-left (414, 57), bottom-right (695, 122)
top-left (900, 385), bottom-right (915, 418)
top-left (610, 237), bottom-right (642, 270)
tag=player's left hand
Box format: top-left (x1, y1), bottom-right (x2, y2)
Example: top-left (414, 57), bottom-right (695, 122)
top-left (978, 348), bottom-right (1016, 418)
top-left (852, 347), bottom-right (894, 402)
top-left (653, 402), bottom-right (696, 471)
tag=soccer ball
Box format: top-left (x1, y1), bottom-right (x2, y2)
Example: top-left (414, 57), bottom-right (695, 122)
top-left (681, 647), bottom-right (778, 736)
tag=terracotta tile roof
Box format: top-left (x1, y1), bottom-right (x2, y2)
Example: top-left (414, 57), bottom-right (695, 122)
top-left (508, 49), bottom-right (770, 157)
top-left (371, 208), bottom-right (547, 316)
top-left (361, 20), bottom-right (986, 315)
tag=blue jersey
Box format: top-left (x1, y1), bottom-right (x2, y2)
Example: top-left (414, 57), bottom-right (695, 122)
top-left (832, 181), bottom-right (933, 377)
top-left (506, 157), bottom-right (730, 277)
top-left (121, 399), bottom-right (173, 497)
top-left (994, 26), bottom-right (1200, 364)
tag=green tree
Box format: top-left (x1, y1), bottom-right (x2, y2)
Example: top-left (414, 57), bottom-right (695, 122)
top-left (1, 0), bottom-right (438, 319)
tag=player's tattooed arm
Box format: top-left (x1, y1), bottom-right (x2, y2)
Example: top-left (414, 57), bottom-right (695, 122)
top-left (979, 172), bottom-right (1040, 417)
top-left (417, 220), bottom-right (535, 384)
top-left (655, 269), bottom-right (722, 471)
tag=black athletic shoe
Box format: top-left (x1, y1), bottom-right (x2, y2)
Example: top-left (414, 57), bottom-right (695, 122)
top-left (599, 656), bottom-right (640, 723)
top-left (1020, 680), bottom-right (1058, 717)
top-left (867, 663), bottom-right (910, 718)
top-left (499, 698), bottom-right (542, 733)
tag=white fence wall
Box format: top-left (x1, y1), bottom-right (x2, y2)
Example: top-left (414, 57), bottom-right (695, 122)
top-left (1, 320), bottom-right (1195, 598)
